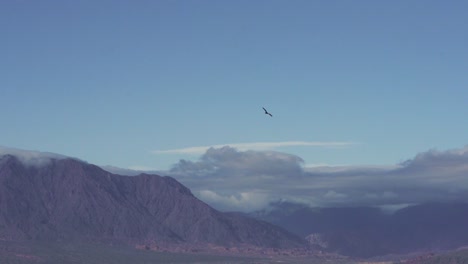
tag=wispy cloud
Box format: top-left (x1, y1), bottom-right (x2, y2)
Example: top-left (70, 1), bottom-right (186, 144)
top-left (152, 141), bottom-right (356, 155)
top-left (128, 165), bottom-right (159, 171)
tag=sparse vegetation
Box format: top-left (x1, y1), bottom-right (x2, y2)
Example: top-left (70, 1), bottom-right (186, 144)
top-left (0, 240), bottom-right (255, 264)
top-left (0, 240), bottom-right (358, 264)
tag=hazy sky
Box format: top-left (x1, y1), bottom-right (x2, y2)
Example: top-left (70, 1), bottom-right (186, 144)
top-left (2, 1), bottom-right (468, 173)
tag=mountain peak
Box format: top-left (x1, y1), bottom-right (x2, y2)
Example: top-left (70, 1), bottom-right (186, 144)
top-left (0, 152), bottom-right (307, 253)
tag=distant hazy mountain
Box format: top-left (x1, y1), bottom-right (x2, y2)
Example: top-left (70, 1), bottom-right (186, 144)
top-left (0, 154), bottom-right (306, 252)
top-left (251, 201), bottom-right (468, 257)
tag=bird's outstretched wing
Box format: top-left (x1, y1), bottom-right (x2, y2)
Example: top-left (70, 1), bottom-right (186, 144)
top-left (262, 107), bottom-right (273, 117)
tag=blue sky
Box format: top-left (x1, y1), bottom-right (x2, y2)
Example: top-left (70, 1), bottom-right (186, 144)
top-left (2, 0), bottom-right (468, 172)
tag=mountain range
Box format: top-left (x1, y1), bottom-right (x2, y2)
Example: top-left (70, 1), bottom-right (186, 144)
top-left (0, 154), bottom-right (307, 254)
top-left (3, 150), bottom-right (468, 261)
top-left (251, 201), bottom-right (468, 257)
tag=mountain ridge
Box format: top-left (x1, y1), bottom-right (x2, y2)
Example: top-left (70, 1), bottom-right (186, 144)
top-left (251, 201), bottom-right (468, 257)
top-left (0, 154), bottom-right (307, 253)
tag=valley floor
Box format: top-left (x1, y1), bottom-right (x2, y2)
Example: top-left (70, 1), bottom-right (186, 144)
top-left (5, 240), bottom-right (468, 264)
top-left (0, 240), bottom-right (355, 264)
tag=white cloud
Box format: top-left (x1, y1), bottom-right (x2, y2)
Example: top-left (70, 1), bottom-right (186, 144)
top-left (0, 146), bottom-right (73, 166)
top-left (164, 145), bottom-right (468, 212)
top-left (152, 141), bottom-right (356, 155)
top-left (197, 189), bottom-right (270, 212)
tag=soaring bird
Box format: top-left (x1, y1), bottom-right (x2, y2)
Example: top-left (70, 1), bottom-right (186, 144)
top-left (262, 107), bottom-right (273, 117)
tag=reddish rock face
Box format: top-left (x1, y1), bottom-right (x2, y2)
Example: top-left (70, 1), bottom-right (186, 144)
top-left (0, 155), bottom-right (306, 251)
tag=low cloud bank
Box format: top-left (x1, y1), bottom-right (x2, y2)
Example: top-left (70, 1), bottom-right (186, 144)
top-left (167, 146), bottom-right (468, 212)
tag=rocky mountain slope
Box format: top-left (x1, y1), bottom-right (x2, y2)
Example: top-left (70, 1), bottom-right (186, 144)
top-left (0, 154), bottom-right (306, 251)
